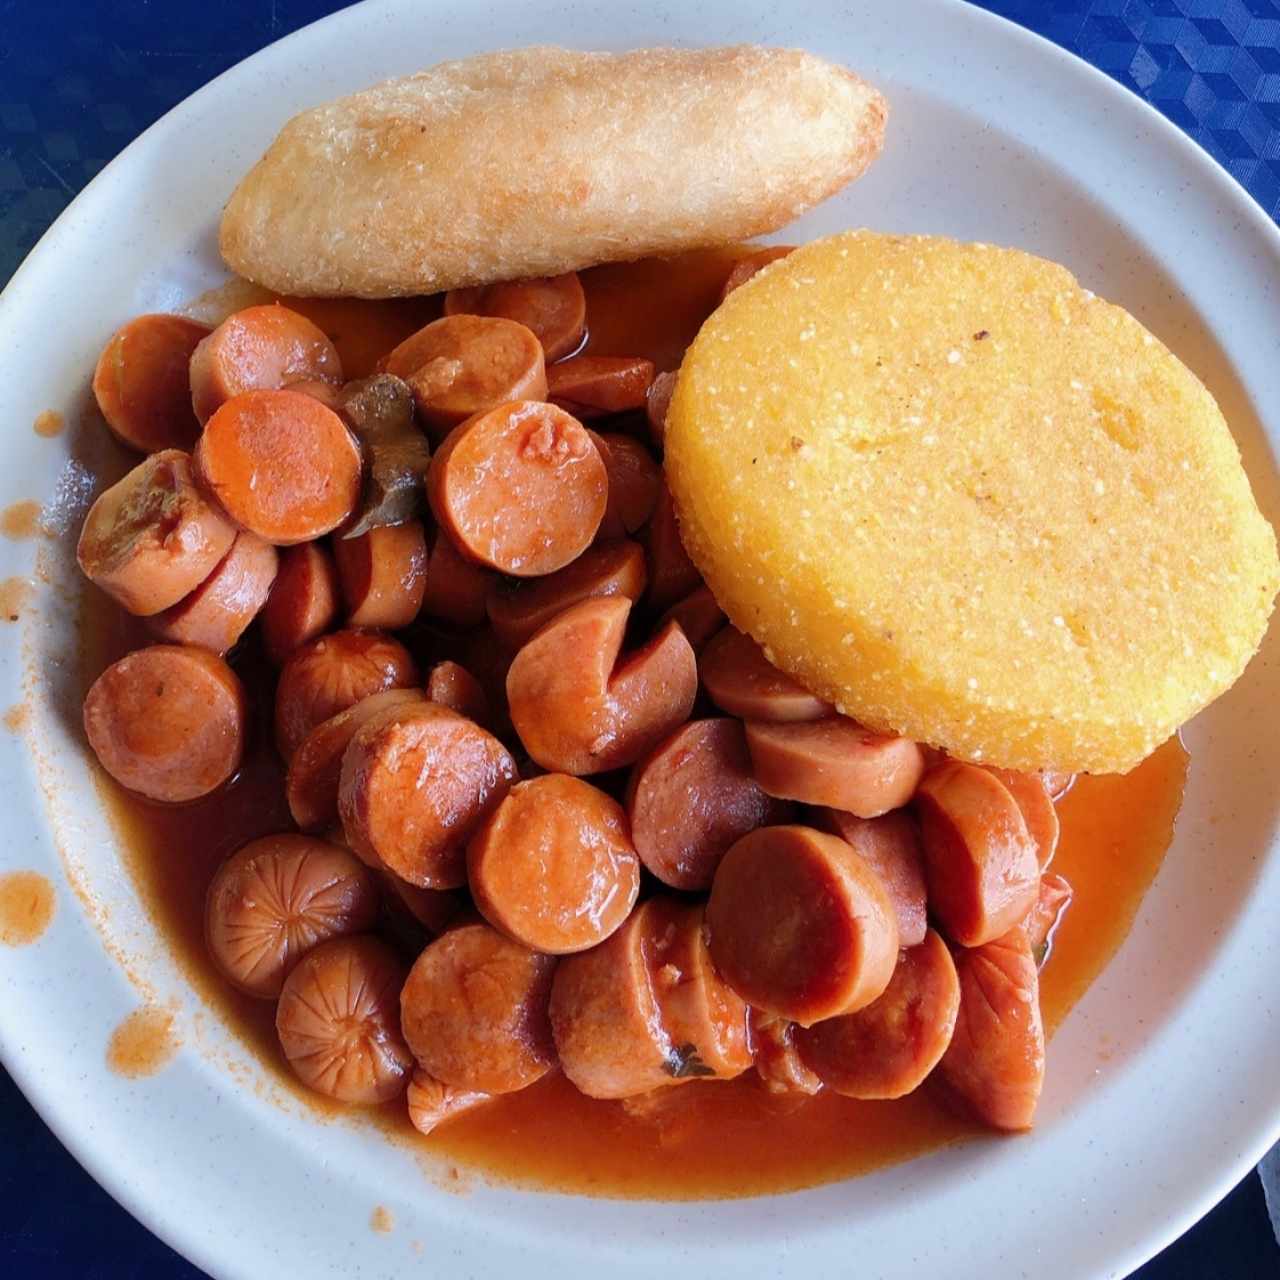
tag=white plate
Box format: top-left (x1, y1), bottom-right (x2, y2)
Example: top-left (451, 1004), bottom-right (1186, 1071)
top-left (1, 1), bottom-right (1278, 1277)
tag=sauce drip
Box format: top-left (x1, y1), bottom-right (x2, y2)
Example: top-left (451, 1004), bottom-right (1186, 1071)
top-left (1, 500), bottom-right (43, 540)
top-left (106, 1006), bottom-right (178, 1078)
top-left (0, 576), bottom-right (31, 622)
top-left (369, 1206), bottom-right (395, 1234)
top-left (33, 410), bottom-right (64, 438)
top-left (4, 703), bottom-right (29, 732)
top-left (0, 871), bottom-right (55, 946)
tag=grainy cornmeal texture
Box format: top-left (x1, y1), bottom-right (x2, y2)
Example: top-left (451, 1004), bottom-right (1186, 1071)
top-left (665, 231), bottom-right (1280, 774)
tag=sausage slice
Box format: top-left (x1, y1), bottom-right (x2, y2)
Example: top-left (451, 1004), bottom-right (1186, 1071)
top-left (444, 272), bottom-right (586, 362)
top-left (988, 767), bottom-right (1061, 869)
top-left (749, 1009), bottom-right (822, 1096)
top-left (425, 660), bottom-right (489, 726)
top-left (701, 625), bottom-right (832, 723)
top-left (406, 1068), bottom-right (491, 1136)
top-left (718, 245), bottom-right (794, 302)
top-left (641, 484), bottom-right (701, 611)
top-left (332, 519), bottom-right (428, 630)
top-left (261, 541), bottom-right (340, 666)
top-left (645, 370), bottom-right (677, 448)
top-left (420, 530), bottom-right (494, 628)
top-left (658, 586), bottom-right (725, 654)
top-left (548, 355), bottom-right (655, 419)
top-left (1025, 872), bottom-right (1073, 965)
top-left (592, 433), bottom-right (661, 538)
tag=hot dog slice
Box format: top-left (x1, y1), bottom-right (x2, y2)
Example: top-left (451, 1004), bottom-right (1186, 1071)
top-left (745, 718), bottom-right (926, 817)
top-left (400, 921), bottom-right (557, 1094)
top-left (506, 595), bottom-right (697, 775)
top-left (339, 701), bottom-right (517, 889)
top-left (625, 718), bottom-right (787, 891)
top-left (658, 586), bottom-right (726, 654)
top-left (444, 272), bottom-right (586, 363)
top-left (915, 761), bottom-right (1041, 948)
top-left (642, 484), bottom-right (701, 611)
top-left (1025, 872), bottom-right (1073, 966)
top-left (706, 825), bottom-right (899, 1026)
top-left (420, 530), bottom-right (493, 628)
top-left (332, 519), bottom-right (428, 629)
top-left (425, 660), bottom-right (489, 726)
top-left (645, 370), bottom-right (677, 448)
top-left (428, 400), bottom-right (607, 577)
top-left (591, 432), bottom-right (661, 540)
top-left (749, 1008), bottom-right (822, 1096)
top-left (93, 314), bottom-right (210, 452)
top-left (276, 935), bottom-right (413, 1104)
top-left (1041, 771), bottom-right (1077, 801)
top-left (468, 774), bottom-right (640, 954)
top-left (204, 834), bottom-right (380, 998)
top-left (718, 245), bottom-right (795, 302)
top-left (547, 355), bottom-right (655, 420)
top-left (406, 1068), bottom-right (492, 1137)
top-left (261, 542), bottom-right (340, 665)
top-left (194, 389), bottom-right (363, 545)
top-left (700, 626), bottom-right (832, 723)
top-left (987, 767), bottom-right (1061, 869)
top-left (83, 644), bottom-right (247, 803)
top-left (189, 303), bottom-right (342, 425)
top-left (77, 449), bottom-right (238, 616)
top-left (796, 929), bottom-right (960, 1099)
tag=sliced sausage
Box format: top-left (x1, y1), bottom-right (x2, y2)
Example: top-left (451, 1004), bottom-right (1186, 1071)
top-left (332, 519), bottom-right (428, 630)
top-left (384, 315), bottom-right (547, 441)
top-left (796, 929), bottom-right (960, 1100)
top-left (547, 355), bottom-right (655, 420)
top-left (625, 718), bottom-right (787, 891)
top-left (641, 484), bottom-right (701, 611)
top-left (339, 701), bottom-right (517, 889)
top-left (77, 449), bottom-right (237, 616)
top-left (383, 876), bottom-right (468, 937)
top-left (193, 389), bottom-right (363, 545)
top-left (286, 688), bottom-right (426, 832)
top-left (645, 370), bottom-right (677, 448)
top-left (406, 1068), bottom-right (491, 1137)
top-left (915, 761), bottom-right (1041, 948)
top-left (506, 595), bottom-right (697, 775)
top-left (400, 921), bottom-right (557, 1094)
top-left (658, 586), bottom-right (725, 654)
top-left (467, 774), bottom-right (640, 954)
top-left (286, 379), bottom-right (343, 411)
top-left (444, 272), bottom-right (586, 363)
top-left (426, 660), bottom-right (489, 726)
top-left (749, 1009), bottom-right (822, 1096)
top-left (988, 768), bottom-right (1061, 869)
top-left (939, 927), bottom-right (1046, 1131)
top-left (204, 834), bottom-right (379, 998)
top-left (83, 644), bottom-right (247, 803)
top-left (276, 935), bottom-right (413, 1104)
top-left (1025, 872), bottom-right (1073, 965)
top-left (701, 626), bottom-right (832, 723)
top-left (261, 542), bottom-right (340, 666)
top-left (1041, 770), bottom-right (1077, 801)
top-left (148, 531), bottom-right (278, 654)
top-left (486, 538), bottom-right (646, 649)
top-left (705, 825), bottom-right (899, 1026)
top-left (420, 530), bottom-right (493, 628)
top-left (428, 400), bottom-right (607, 577)
top-left (745, 718), bottom-right (926, 817)
top-left (592, 432), bottom-right (661, 539)
top-left (719, 245), bottom-right (795, 302)
top-left (814, 808), bottom-right (928, 948)
top-left (189, 303), bottom-right (342, 425)
top-left (93, 314), bottom-right (210, 452)
top-left (274, 628), bottom-right (419, 761)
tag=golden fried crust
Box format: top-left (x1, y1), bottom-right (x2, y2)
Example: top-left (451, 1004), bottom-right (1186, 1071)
top-left (665, 231), bottom-right (1280, 775)
top-left (219, 45), bottom-right (886, 297)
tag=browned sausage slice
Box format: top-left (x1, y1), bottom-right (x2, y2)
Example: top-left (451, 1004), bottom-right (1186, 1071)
top-left (420, 530), bottom-right (494, 628)
top-left (486, 538), bottom-right (647, 649)
top-left (194, 389), bottom-right (363, 545)
top-left (719, 246), bottom-right (795, 303)
top-left (749, 1008), bottom-right (822, 1095)
top-left (274, 629), bottom-right (419, 761)
top-left (706, 825), bottom-right (899, 1026)
top-left (548, 355), bottom-right (655, 419)
top-left (468, 774), bottom-right (640, 953)
top-left (400, 921), bottom-right (557, 1094)
top-left (915, 761), bottom-right (1041, 948)
top-left (428, 400), bottom-right (607, 577)
top-left (77, 449), bottom-right (238, 616)
top-left (939, 927), bottom-right (1046, 1131)
top-left (276, 935), bottom-right (413, 1104)
top-left (406, 1068), bottom-right (491, 1136)
top-left (189, 304), bottom-right (342, 425)
top-left (261, 541), bottom-right (340, 666)
top-left (701, 626), bottom-right (832, 723)
top-left (593, 433), bottom-right (661, 538)
top-left (332, 519), bottom-right (428, 630)
top-left (745, 718), bottom-right (926, 817)
top-left (625, 718), bottom-right (787, 891)
top-left (506, 595), bottom-right (697, 775)
top-left (286, 688), bottom-right (426, 832)
top-left (1041, 770), bottom-right (1076, 801)
top-left (796, 929), bottom-right (960, 1099)
top-left (204, 834), bottom-right (380, 997)
top-left (339, 701), bottom-right (517, 888)
top-left (93, 314), bottom-right (210, 452)
top-left (658, 586), bottom-right (725, 654)
top-left (1025, 872), bottom-right (1073, 965)
top-left (645, 370), bottom-right (677, 448)
top-left (426, 660), bottom-right (490, 726)
top-left (814, 808), bottom-right (928, 948)
top-left (148, 531), bottom-right (278, 654)
top-left (988, 768), bottom-right (1061, 869)
top-left (383, 876), bottom-right (468, 937)
top-left (83, 644), bottom-right (247, 803)
top-left (444, 272), bottom-right (586, 362)
top-left (641, 484), bottom-right (701, 610)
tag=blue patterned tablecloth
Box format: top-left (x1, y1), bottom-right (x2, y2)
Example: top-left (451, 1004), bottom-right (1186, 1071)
top-left (1, 3), bottom-right (1278, 1277)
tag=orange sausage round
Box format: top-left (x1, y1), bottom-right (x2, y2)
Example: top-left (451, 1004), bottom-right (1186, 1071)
top-left (428, 400), bottom-right (607, 577)
top-left (420, 530), bottom-right (494, 628)
top-left (591, 432), bottom-right (661, 539)
top-left (443, 272), bottom-right (586, 362)
top-left (93, 313), bottom-right (210, 452)
top-left (204, 834), bottom-right (380, 998)
top-left (148, 530), bottom-right (278, 654)
top-left (194, 389), bottom-right (363, 545)
top-left (745, 718), bottom-right (926, 817)
top-left (338, 701), bottom-right (517, 889)
top-left (796, 929), bottom-right (960, 1100)
top-left (260, 541), bottom-right (340, 666)
top-left (425, 660), bottom-right (489, 726)
top-left (645, 370), bottom-right (677, 448)
top-left (1025, 872), bottom-right (1073, 964)
top-left (988, 767), bottom-right (1061, 869)
top-left (83, 644), bottom-right (247, 803)
top-left (406, 1068), bottom-right (491, 1136)
top-left (189, 304), bottom-right (342, 426)
top-left (641, 484), bottom-right (701, 611)
top-left (548, 355), bottom-right (655, 419)
top-left (700, 626), bottom-right (832, 723)
top-left (77, 449), bottom-right (238, 616)
top-left (276, 935), bottom-right (413, 1104)
top-left (915, 761), bottom-right (1041, 948)
top-left (748, 1009), bottom-right (822, 1096)
top-left (467, 774), bottom-right (640, 954)
top-left (625, 718), bottom-right (787, 891)
top-left (274, 628), bottom-right (419, 761)
top-left (332, 519), bottom-right (428, 630)
top-left (706, 825), bottom-right (899, 1026)
top-left (718, 245), bottom-right (795, 302)
top-left (400, 922), bottom-right (557, 1094)
top-left (658, 585), bottom-right (726, 654)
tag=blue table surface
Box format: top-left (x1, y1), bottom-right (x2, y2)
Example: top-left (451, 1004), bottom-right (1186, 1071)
top-left (2, 2), bottom-right (1279, 1276)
